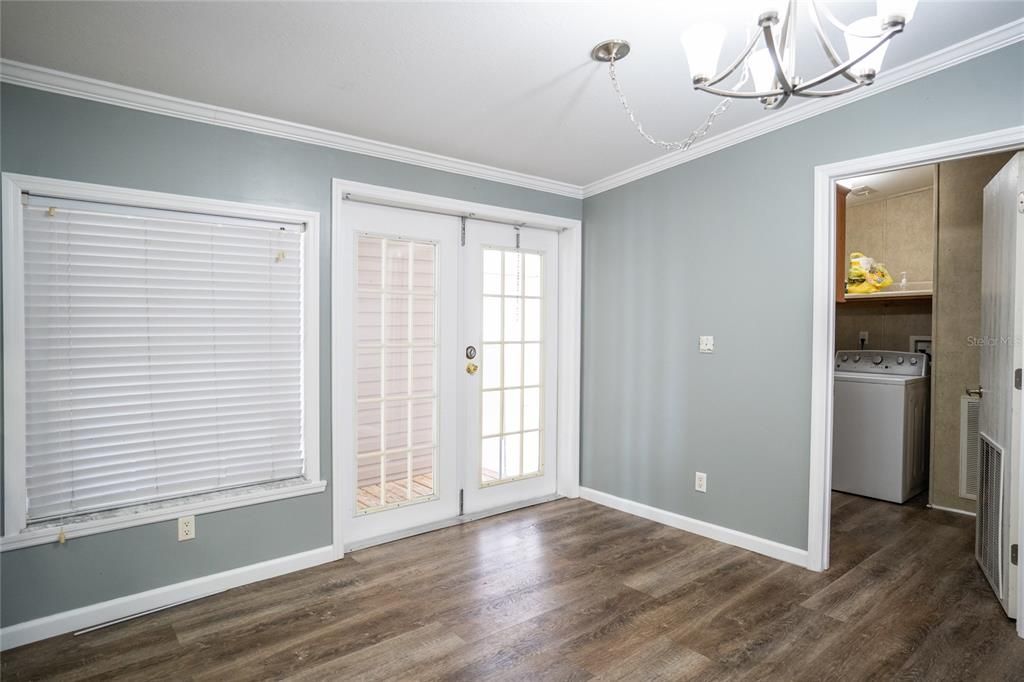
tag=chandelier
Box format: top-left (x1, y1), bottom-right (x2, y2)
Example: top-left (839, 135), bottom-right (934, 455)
top-left (591, 0), bottom-right (919, 150)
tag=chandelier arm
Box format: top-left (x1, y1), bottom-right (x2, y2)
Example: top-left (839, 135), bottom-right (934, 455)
top-left (762, 24), bottom-right (794, 93)
top-left (778, 0), bottom-right (797, 73)
top-left (695, 83), bottom-right (783, 99)
top-left (792, 27), bottom-right (900, 93)
top-left (704, 30), bottom-right (762, 88)
top-left (807, 0), bottom-right (859, 84)
top-left (765, 92), bottom-right (791, 110)
top-left (791, 81), bottom-right (868, 98)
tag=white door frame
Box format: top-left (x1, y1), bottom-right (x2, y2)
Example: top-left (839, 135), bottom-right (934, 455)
top-left (331, 179), bottom-right (582, 557)
top-left (807, 126), bottom-right (1024, 634)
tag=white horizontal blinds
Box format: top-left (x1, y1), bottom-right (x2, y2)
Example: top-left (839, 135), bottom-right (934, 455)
top-left (22, 195), bottom-right (306, 522)
top-left (480, 248), bottom-right (544, 484)
top-left (355, 235), bottom-right (437, 512)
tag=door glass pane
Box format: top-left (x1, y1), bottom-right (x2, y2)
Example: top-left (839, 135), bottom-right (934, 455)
top-left (523, 343), bottom-right (541, 386)
top-left (482, 296), bottom-right (502, 342)
top-left (479, 247), bottom-right (546, 485)
top-left (503, 343), bottom-right (522, 387)
top-left (356, 235), bottom-right (438, 512)
top-left (481, 344), bottom-right (502, 389)
top-left (385, 451), bottom-right (410, 504)
top-left (522, 431), bottom-right (540, 475)
top-left (523, 253), bottom-right (541, 297)
top-left (482, 250), bottom-right (502, 295)
top-left (481, 437), bottom-right (501, 483)
top-left (523, 387), bottom-right (541, 431)
top-left (482, 391), bottom-right (501, 437)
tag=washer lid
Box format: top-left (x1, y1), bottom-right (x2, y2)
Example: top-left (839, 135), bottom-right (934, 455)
top-left (834, 372), bottom-right (929, 385)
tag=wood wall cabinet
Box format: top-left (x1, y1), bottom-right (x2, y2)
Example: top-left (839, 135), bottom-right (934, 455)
top-left (836, 184), bottom-right (850, 303)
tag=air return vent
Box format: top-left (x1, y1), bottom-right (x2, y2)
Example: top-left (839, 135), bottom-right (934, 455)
top-left (976, 435), bottom-right (1003, 600)
top-left (959, 395), bottom-right (980, 499)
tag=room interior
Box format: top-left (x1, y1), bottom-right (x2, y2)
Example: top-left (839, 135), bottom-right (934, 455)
top-left (1, 1), bottom-right (1023, 678)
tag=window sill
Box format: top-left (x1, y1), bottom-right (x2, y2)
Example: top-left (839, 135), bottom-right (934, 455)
top-left (0, 478), bottom-right (327, 552)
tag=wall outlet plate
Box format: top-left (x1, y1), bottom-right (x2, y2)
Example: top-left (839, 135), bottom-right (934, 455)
top-left (699, 336), bottom-right (714, 353)
top-left (858, 330), bottom-right (869, 345)
top-left (695, 472), bottom-right (707, 493)
top-left (178, 515), bottom-right (196, 542)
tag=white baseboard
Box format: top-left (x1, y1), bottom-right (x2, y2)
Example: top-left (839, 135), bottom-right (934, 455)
top-left (928, 503), bottom-right (977, 517)
top-left (0, 545), bottom-right (336, 651)
top-left (579, 487), bottom-right (808, 568)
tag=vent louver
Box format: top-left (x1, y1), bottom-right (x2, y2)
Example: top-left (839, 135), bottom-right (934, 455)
top-left (959, 396), bottom-right (980, 499)
top-left (976, 435), bottom-right (1003, 599)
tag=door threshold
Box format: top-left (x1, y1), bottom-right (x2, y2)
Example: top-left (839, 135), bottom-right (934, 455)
top-left (344, 493), bottom-right (562, 552)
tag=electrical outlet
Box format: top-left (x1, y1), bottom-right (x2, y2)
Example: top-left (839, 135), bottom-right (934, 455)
top-left (699, 336), bottom-right (714, 353)
top-left (178, 515), bottom-right (196, 542)
top-left (859, 330), bottom-right (869, 347)
top-left (695, 472), bottom-right (707, 493)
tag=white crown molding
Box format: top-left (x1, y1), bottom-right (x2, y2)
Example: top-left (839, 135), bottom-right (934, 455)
top-left (582, 17), bottom-right (1024, 198)
top-left (0, 59), bottom-right (584, 200)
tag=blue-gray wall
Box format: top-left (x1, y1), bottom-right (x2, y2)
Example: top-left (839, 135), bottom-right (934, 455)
top-left (0, 83), bottom-right (580, 627)
top-left (580, 43), bottom-right (1024, 550)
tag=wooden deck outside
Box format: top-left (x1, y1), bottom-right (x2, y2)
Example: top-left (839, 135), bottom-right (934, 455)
top-left (356, 469), bottom-right (501, 511)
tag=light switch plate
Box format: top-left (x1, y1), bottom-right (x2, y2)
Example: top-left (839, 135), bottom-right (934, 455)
top-left (699, 336), bottom-right (714, 353)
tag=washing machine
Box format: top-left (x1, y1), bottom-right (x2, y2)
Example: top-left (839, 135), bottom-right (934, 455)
top-left (832, 350), bottom-right (930, 503)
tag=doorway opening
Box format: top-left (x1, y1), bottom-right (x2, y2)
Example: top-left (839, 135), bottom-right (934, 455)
top-left (808, 128), bottom-right (1024, 638)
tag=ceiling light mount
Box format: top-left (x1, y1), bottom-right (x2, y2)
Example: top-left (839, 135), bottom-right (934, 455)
top-left (590, 39), bottom-right (630, 63)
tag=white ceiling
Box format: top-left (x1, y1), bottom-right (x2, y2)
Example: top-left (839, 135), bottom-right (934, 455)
top-left (840, 164), bottom-right (934, 205)
top-left (2, 1), bottom-right (1021, 187)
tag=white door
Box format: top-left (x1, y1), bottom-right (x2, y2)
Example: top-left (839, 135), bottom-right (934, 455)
top-left (338, 206), bottom-right (560, 547)
top-left (340, 202), bottom-right (460, 546)
top-left (978, 151), bottom-right (1023, 618)
top-left (461, 220), bottom-right (558, 513)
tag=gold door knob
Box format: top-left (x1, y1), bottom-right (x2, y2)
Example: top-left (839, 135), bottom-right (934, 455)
top-left (466, 362), bottom-right (479, 375)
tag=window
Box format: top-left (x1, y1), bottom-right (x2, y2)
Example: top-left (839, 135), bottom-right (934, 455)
top-left (479, 248), bottom-right (544, 484)
top-left (2, 176), bottom-right (321, 547)
top-left (354, 235), bottom-right (438, 512)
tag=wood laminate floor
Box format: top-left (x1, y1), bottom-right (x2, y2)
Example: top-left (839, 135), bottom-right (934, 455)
top-left (4, 492), bottom-right (1023, 680)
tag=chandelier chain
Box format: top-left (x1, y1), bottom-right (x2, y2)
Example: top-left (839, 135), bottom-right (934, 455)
top-left (607, 53), bottom-right (749, 152)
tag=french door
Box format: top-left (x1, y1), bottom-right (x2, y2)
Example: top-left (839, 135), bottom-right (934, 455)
top-left (339, 204), bottom-right (558, 548)
top-left (461, 220), bottom-right (558, 514)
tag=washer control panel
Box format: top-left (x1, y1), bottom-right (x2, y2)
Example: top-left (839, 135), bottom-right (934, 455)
top-left (835, 350), bottom-right (929, 376)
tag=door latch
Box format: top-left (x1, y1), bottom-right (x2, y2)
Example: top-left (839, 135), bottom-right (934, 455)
top-left (1016, 368), bottom-right (1022, 390)
top-left (1012, 544), bottom-right (1019, 566)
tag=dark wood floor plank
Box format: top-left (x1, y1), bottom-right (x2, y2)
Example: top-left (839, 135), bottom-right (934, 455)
top-left (593, 635), bottom-right (718, 681)
top-left (5, 494), bottom-right (1021, 681)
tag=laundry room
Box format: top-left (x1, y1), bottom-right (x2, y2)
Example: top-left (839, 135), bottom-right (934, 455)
top-left (830, 150), bottom-right (1020, 617)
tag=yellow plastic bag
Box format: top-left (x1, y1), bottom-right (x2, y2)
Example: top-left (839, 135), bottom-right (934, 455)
top-left (846, 252), bottom-right (893, 294)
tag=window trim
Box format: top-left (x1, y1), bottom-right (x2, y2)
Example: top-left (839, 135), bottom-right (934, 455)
top-left (1, 173), bottom-right (323, 551)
